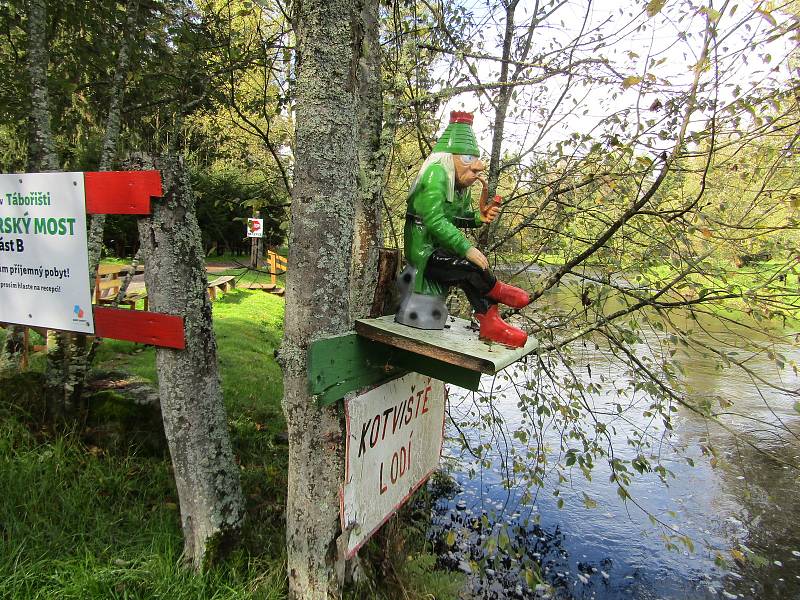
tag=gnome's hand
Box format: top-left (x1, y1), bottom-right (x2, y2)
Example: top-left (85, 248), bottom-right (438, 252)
top-left (466, 247), bottom-right (489, 270)
top-left (480, 204), bottom-right (500, 223)
top-left (480, 188), bottom-right (501, 223)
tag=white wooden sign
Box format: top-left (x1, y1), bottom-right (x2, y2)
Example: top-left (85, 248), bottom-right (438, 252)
top-left (0, 173), bottom-right (94, 333)
top-left (246, 218), bottom-right (263, 238)
top-left (341, 372), bottom-right (445, 558)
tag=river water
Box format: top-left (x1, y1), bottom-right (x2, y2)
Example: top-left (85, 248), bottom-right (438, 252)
top-left (437, 283), bottom-right (800, 599)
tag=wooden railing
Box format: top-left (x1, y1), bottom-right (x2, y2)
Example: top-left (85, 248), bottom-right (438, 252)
top-left (266, 249), bottom-right (288, 285)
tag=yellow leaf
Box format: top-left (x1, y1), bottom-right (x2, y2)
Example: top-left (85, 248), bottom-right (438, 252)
top-left (694, 57), bottom-right (710, 73)
top-left (445, 530), bottom-right (456, 547)
top-left (622, 76), bottom-right (642, 89)
top-left (730, 548), bottom-right (746, 565)
top-left (646, 0), bottom-right (667, 17)
top-left (755, 8), bottom-right (777, 27)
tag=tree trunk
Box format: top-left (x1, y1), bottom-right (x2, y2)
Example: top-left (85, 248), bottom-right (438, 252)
top-left (25, 0), bottom-right (76, 420)
top-left (133, 153), bottom-right (245, 570)
top-left (250, 211), bottom-right (263, 269)
top-left (87, 0), bottom-right (141, 279)
top-left (350, 0), bottom-right (383, 320)
top-left (25, 0), bottom-right (58, 172)
top-left (281, 0), bottom-right (364, 596)
top-left (478, 1), bottom-right (518, 252)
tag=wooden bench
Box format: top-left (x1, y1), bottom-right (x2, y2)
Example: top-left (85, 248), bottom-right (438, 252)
top-left (95, 264), bottom-right (148, 310)
top-left (207, 275), bottom-right (236, 300)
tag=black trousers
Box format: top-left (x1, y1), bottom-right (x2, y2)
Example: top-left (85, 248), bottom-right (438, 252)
top-left (425, 249), bottom-right (497, 314)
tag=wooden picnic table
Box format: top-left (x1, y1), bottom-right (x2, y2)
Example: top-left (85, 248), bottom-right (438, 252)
top-left (95, 263), bottom-right (147, 310)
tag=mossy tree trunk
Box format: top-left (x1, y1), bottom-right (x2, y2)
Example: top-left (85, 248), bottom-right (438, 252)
top-left (24, 0), bottom-right (77, 419)
top-left (20, 0), bottom-right (138, 418)
top-left (280, 0), bottom-right (366, 597)
top-left (133, 153), bottom-right (245, 570)
top-left (350, 0), bottom-right (384, 320)
top-left (87, 0), bottom-right (141, 279)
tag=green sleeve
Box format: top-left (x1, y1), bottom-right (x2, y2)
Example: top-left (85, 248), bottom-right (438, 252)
top-left (414, 165), bottom-right (472, 257)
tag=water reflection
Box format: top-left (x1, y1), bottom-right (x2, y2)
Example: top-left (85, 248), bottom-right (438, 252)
top-left (440, 282), bottom-right (800, 599)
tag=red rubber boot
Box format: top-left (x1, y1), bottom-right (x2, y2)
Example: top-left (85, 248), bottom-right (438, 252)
top-left (476, 305), bottom-right (528, 348)
top-left (487, 281), bottom-right (531, 309)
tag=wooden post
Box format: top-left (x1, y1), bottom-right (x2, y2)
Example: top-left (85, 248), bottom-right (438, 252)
top-left (249, 211), bottom-right (263, 269)
top-left (369, 248), bottom-right (400, 318)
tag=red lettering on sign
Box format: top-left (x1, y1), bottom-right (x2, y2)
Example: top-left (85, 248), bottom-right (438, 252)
top-left (378, 433), bottom-right (413, 494)
top-left (379, 462), bottom-right (388, 495)
top-left (358, 382), bottom-right (436, 458)
top-left (381, 406), bottom-right (392, 440)
top-left (415, 389), bottom-right (424, 417)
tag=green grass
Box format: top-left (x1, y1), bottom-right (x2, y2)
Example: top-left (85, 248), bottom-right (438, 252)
top-left (0, 290), bottom-right (289, 599)
top-left (0, 289), bottom-right (462, 599)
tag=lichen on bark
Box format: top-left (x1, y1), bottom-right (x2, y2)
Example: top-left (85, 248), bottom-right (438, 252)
top-left (131, 153), bottom-right (245, 570)
top-left (281, 0), bottom-right (370, 597)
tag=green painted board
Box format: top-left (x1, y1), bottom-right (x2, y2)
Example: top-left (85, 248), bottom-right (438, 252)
top-left (354, 315), bottom-right (538, 375)
top-left (308, 333), bottom-right (482, 406)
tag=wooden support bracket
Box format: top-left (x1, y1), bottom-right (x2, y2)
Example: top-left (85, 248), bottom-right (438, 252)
top-left (309, 332), bottom-right (482, 406)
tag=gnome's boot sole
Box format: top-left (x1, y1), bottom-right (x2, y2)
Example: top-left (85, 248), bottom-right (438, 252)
top-left (476, 305), bottom-right (527, 348)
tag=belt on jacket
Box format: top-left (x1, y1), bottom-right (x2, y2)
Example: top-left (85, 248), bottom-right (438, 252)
top-left (406, 212), bottom-right (474, 228)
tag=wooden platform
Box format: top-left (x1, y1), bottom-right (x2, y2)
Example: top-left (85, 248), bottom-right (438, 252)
top-left (355, 314), bottom-right (537, 375)
top-left (239, 282), bottom-right (285, 296)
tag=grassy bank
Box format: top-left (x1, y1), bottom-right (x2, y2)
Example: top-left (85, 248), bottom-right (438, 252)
top-left (0, 289), bottom-right (461, 599)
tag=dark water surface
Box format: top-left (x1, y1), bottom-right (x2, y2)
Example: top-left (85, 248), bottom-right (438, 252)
top-left (439, 296), bottom-right (800, 599)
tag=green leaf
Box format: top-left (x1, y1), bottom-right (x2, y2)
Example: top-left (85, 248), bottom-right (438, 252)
top-left (794, 401), bottom-right (800, 414)
top-left (524, 568), bottom-right (539, 587)
top-left (485, 536), bottom-right (497, 555)
top-left (498, 529), bottom-right (510, 550)
top-left (646, 0), bottom-right (667, 17)
top-left (582, 492), bottom-right (598, 509)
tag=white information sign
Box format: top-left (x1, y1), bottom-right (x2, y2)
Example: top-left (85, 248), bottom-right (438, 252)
top-left (246, 218), bottom-right (263, 238)
top-left (0, 173), bottom-right (94, 333)
top-left (341, 372), bottom-right (445, 557)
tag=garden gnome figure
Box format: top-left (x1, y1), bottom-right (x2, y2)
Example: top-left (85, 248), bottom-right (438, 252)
top-left (395, 111), bottom-right (531, 348)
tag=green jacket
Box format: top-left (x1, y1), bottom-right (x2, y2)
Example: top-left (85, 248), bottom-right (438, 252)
top-left (404, 162), bottom-right (482, 296)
